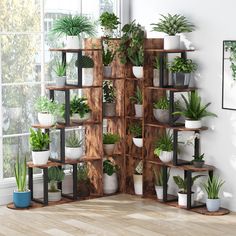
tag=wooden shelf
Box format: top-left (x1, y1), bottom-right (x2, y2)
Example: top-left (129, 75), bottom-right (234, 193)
top-left (126, 77), bottom-right (144, 81)
top-left (126, 116), bottom-right (143, 121)
top-left (46, 85), bottom-right (102, 91)
top-left (64, 156), bottom-right (101, 164)
top-left (126, 154), bottom-right (142, 160)
top-left (144, 49), bottom-right (195, 53)
top-left (27, 161), bottom-right (63, 169)
top-left (146, 86), bottom-right (197, 92)
top-left (49, 48), bottom-right (101, 52)
top-left (103, 77), bottom-right (125, 80)
top-left (103, 115), bottom-right (122, 119)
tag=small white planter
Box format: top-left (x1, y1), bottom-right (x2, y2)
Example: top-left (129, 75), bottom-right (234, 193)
top-left (32, 150), bottom-right (50, 165)
top-left (82, 68), bottom-right (94, 86)
top-left (134, 104), bottom-right (143, 117)
top-left (132, 66), bottom-right (143, 79)
top-left (38, 113), bottom-right (55, 126)
top-left (206, 198), bottom-right (221, 212)
top-left (153, 69), bottom-right (160, 87)
top-left (133, 174), bottom-right (143, 195)
top-left (65, 36), bottom-right (80, 49)
top-left (164, 35), bottom-right (180, 50)
top-left (55, 76), bottom-right (66, 88)
top-left (103, 66), bottom-right (112, 77)
top-left (48, 190), bottom-right (62, 202)
top-left (185, 119), bottom-right (202, 129)
top-left (103, 144), bottom-right (115, 156)
top-left (132, 137), bottom-right (143, 148)
top-left (103, 173), bottom-right (118, 194)
top-left (71, 112), bottom-right (91, 122)
top-left (178, 192), bottom-right (194, 207)
top-left (159, 151), bottom-right (173, 163)
top-left (155, 185), bottom-right (163, 200)
top-left (153, 109), bottom-right (169, 123)
top-left (65, 146), bottom-right (83, 160)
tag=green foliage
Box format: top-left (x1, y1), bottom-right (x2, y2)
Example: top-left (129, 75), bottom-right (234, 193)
top-left (173, 175), bottom-right (203, 194)
top-left (75, 55), bottom-right (94, 68)
top-left (153, 97), bottom-right (181, 110)
top-left (35, 96), bottom-right (60, 115)
top-left (154, 131), bottom-right (173, 156)
top-left (51, 15), bottom-right (96, 38)
top-left (29, 128), bottom-right (50, 151)
top-left (66, 132), bottom-right (83, 148)
top-left (103, 159), bottom-right (119, 176)
top-left (168, 57), bottom-right (197, 73)
top-left (99, 12), bottom-right (120, 33)
top-left (225, 41), bottom-right (236, 80)
top-left (14, 156), bottom-right (27, 192)
top-left (77, 163), bottom-right (89, 182)
top-left (173, 91), bottom-right (217, 120)
top-left (70, 96), bottom-right (91, 118)
top-left (153, 167), bottom-right (170, 186)
top-left (134, 160), bottom-right (143, 175)
top-left (192, 153), bottom-right (205, 162)
top-left (53, 60), bottom-right (66, 77)
top-left (202, 176), bottom-right (225, 199)
top-left (151, 14), bottom-right (195, 36)
top-left (154, 56), bottom-right (160, 70)
top-left (103, 133), bottom-right (120, 144)
top-left (48, 167), bottom-right (65, 192)
top-left (128, 123), bottom-right (142, 138)
top-left (130, 87), bottom-right (143, 105)
top-left (103, 46), bottom-right (116, 66)
top-left (103, 81), bottom-right (116, 103)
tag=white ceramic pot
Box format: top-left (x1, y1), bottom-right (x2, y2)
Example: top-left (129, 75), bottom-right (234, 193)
top-left (133, 174), bottom-right (143, 195)
top-left (71, 112), bottom-right (91, 122)
top-left (132, 137), bottom-right (143, 148)
top-left (32, 150), bottom-right (50, 165)
top-left (65, 147), bottom-right (83, 160)
top-left (164, 35), bottom-right (180, 50)
top-left (65, 36), bottom-right (80, 49)
top-left (103, 144), bottom-right (115, 156)
top-left (132, 66), bottom-right (143, 79)
top-left (38, 113), bottom-right (55, 126)
top-left (178, 192), bottom-right (194, 207)
top-left (55, 76), bottom-right (66, 88)
top-left (48, 190), bottom-right (62, 202)
top-left (159, 151), bottom-right (173, 163)
top-left (103, 66), bottom-right (112, 77)
top-left (206, 198), bottom-right (221, 212)
top-left (82, 68), bottom-right (94, 86)
top-left (153, 69), bottom-right (160, 87)
top-left (155, 185), bottom-right (163, 200)
top-left (103, 173), bottom-right (118, 194)
top-left (134, 104), bottom-right (143, 117)
top-left (185, 119), bottom-right (202, 129)
top-left (153, 109), bottom-right (169, 123)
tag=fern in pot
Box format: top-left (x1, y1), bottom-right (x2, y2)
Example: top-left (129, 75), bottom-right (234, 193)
top-left (53, 60), bottom-right (67, 88)
top-left (151, 14), bottom-right (195, 50)
top-left (103, 133), bottom-right (120, 156)
top-left (77, 163), bottom-right (90, 197)
top-left (129, 123), bottom-right (143, 148)
top-left (102, 42), bottom-right (116, 77)
top-left (133, 160), bottom-right (143, 195)
top-left (103, 80), bottom-right (116, 116)
top-left (130, 87), bottom-right (143, 118)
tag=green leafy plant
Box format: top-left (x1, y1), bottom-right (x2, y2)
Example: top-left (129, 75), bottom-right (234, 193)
top-left (168, 57), bottom-right (197, 73)
top-left (103, 80), bottom-right (116, 103)
top-left (99, 12), bottom-right (120, 35)
top-left (153, 167), bottom-right (170, 186)
top-left (103, 46), bottom-right (116, 66)
top-left (103, 159), bottom-right (119, 176)
top-left (154, 56), bottom-right (160, 70)
top-left (103, 133), bottom-right (120, 144)
top-left (77, 163), bottom-right (89, 183)
top-left (29, 128), bottom-right (50, 151)
top-left (153, 97), bottom-right (181, 110)
top-left (192, 153), bottom-right (205, 162)
top-left (130, 87), bottom-right (143, 105)
top-left (53, 60), bottom-right (66, 77)
top-left (66, 132), bottom-right (83, 148)
top-left (202, 176), bottom-right (225, 199)
top-left (225, 41), bottom-right (236, 80)
top-left (48, 167), bottom-right (65, 192)
top-left (151, 14), bottom-right (195, 36)
top-left (134, 160), bottom-right (143, 175)
top-left (173, 91), bottom-right (217, 120)
top-left (75, 55), bottom-right (94, 68)
top-left (14, 156), bottom-right (27, 192)
top-left (70, 96), bottom-right (91, 118)
top-left (154, 132), bottom-right (173, 156)
top-left (35, 96), bottom-right (60, 115)
top-left (128, 123), bottom-right (142, 138)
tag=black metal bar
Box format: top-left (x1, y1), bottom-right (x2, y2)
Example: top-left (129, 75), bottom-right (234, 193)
top-left (159, 53), bottom-right (164, 87)
top-left (28, 167), bottom-right (33, 200)
top-left (77, 50), bottom-right (83, 87)
top-left (184, 170), bottom-right (187, 179)
top-left (208, 170), bottom-right (214, 180)
top-left (173, 130), bottom-right (178, 166)
top-left (65, 90), bottom-right (70, 126)
top-left (162, 166), bottom-right (168, 202)
top-left (61, 193), bottom-right (74, 200)
top-left (43, 168), bottom-right (48, 206)
top-left (32, 198), bottom-right (45, 204)
top-left (194, 131), bottom-right (200, 157)
top-left (60, 128), bottom-right (65, 163)
top-left (57, 166), bottom-right (62, 191)
top-left (49, 90), bottom-right (55, 101)
top-left (181, 52), bottom-right (187, 60)
top-left (72, 164), bottom-right (78, 200)
top-left (186, 171), bottom-right (192, 210)
top-left (169, 91), bottom-right (175, 125)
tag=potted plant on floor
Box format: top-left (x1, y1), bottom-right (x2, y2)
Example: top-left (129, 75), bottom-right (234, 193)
top-left (129, 123), bottom-right (143, 148)
top-left (168, 57), bottom-right (197, 88)
top-left (51, 15), bottom-right (96, 49)
top-left (53, 60), bottom-right (67, 88)
top-left (77, 163), bottom-right (90, 197)
top-left (173, 91), bottom-right (217, 129)
top-left (13, 156), bottom-right (31, 208)
top-left (103, 80), bottom-right (116, 116)
top-left (48, 166), bottom-right (65, 202)
top-left (103, 133), bottom-right (120, 156)
top-left (192, 153), bottom-right (205, 168)
top-left (29, 128), bottom-right (50, 165)
top-left (130, 87), bottom-right (143, 118)
top-left (202, 175), bottom-right (225, 212)
top-left (103, 159), bottom-right (119, 194)
top-left (151, 14), bottom-right (195, 50)
top-left (173, 174), bottom-right (203, 207)
top-left (133, 160), bottom-right (143, 195)
top-left (65, 131), bottom-right (83, 160)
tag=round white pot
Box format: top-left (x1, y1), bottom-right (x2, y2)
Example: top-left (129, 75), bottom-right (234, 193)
top-left (65, 146), bottom-right (83, 160)
top-left (65, 36), bottom-right (80, 49)
top-left (185, 119), bottom-right (202, 129)
top-left (206, 198), bottom-right (221, 212)
top-left (155, 185), bottom-right (163, 200)
top-left (103, 173), bottom-right (118, 194)
top-left (153, 69), bottom-right (160, 87)
top-left (55, 76), bottom-right (66, 88)
top-left (103, 66), bottom-right (112, 77)
top-left (38, 113), bottom-right (55, 126)
top-left (178, 192), bottom-right (194, 207)
top-left (48, 190), bottom-right (62, 202)
top-left (132, 137), bottom-right (143, 148)
top-left (132, 66), bottom-right (143, 79)
top-left (153, 108), bottom-right (169, 123)
top-left (82, 68), bottom-right (94, 86)
top-left (32, 150), bottom-right (50, 165)
top-left (71, 112), bottom-right (91, 122)
top-left (134, 104), bottom-right (143, 117)
top-left (133, 174), bottom-right (143, 195)
top-left (103, 144), bottom-right (115, 156)
top-left (159, 151), bottom-right (173, 163)
top-left (164, 35), bottom-right (180, 50)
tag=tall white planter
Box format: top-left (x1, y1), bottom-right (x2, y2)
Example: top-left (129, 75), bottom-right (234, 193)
top-left (132, 137), bottom-right (143, 148)
top-left (164, 35), bottom-right (180, 50)
top-left (38, 113), bottom-right (55, 126)
top-left (65, 36), bottom-right (80, 49)
top-left (132, 66), bottom-right (143, 79)
top-left (206, 199), bottom-right (221, 212)
top-left (153, 69), bottom-right (160, 87)
top-left (32, 150), bottom-right (50, 165)
top-left (65, 147), bottom-right (83, 160)
top-left (103, 173), bottom-right (118, 194)
top-left (133, 174), bottom-right (143, 195)
top-left (155, 185), bottom-right (163, 200)
top-left (82, 68), bottom-right (94, 86)
top-left (185, 119), bottom-right (202, 129)
top-left (134, 104), bottom-right (143, 117)
top-left (159, 151), bottom-right (173, 163)
top-left (178, 192), bottom-right (194, 207)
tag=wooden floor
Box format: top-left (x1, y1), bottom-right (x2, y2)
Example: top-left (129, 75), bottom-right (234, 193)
top-left (1, 194), bottom-right (236, 236)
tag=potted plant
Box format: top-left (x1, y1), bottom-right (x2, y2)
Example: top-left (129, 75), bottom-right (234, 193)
top-left (153, 167), bottom-right (170, 200)
top-left (99, 11), bottom-right (120, 37)
top-left (168, 57), bottom-right (197, 88)
top-left (153, 55), bottom-right (160, 87)
top-left (103, 159), bottom-right (119, 194)
top-left (154, 132), bottom-right (173, 163)
top-left (65, 131), bottom-right (83, 160)
top-left (173, 91), bottom-right (217, 129)
top-left (77, 163), bottom-right (90, 197)
top-left (48, 166), bottom-right (65, 202)
top-left (103, 43), bottom-right (116, 77)
top-left (51, 15), bottom-right (96, 49)
top-left (192, 153), bottom-right (205, 168)
top-left (133, 160), bottom-right (143, 195)
top-left (130, 50), bottom-right (144, 79)
top-left (29, 128), bottom-right (50, 165)
top-left (103, 80), bottom-right (116, 116)
top-left (103, 133), bottom-right (120, 156)
top-left (173, 175), bottom-right (203, 207)
top-left (130, 87), bottom-right (143, 118)
top-left (53, 60), bottom-right (66, 88)
top-left (35, 96), bottom-right (59, 126)
top-left (129, 123), bottom-right (143, 148)
top-left (151, 14), bottom-right (195, 50)
top-left (13, 156), bottom-right (31, 208)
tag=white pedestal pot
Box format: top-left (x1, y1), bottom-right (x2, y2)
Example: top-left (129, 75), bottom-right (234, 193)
top-left (55, 76), bottom-right (66, 88)
top-left (134, 104), bottom-right (143, 117)
top-left (38, 113), bottom-right (55, 126)
top-left (132, 66), bottom-right (143, 79)
top-left (132, 137), bottom-right (143, 148)
top-left (164, 35), bottom-right (180, 50)
top-left (185, 119), bottom-right (202, 129)
top-left (155, 185), bottom-right (163, 200)
top-left (133, 174), bottom-right (143, 195)
top-left (103, 173), bottom-right (118, 194)
top-left (206, 199), bottom-right (221, 212)
top-left (32, 150), bottom-right (50, 165)
top-left (159, 150), bottom-right (173, 163)
top-left (65, 36), bottom-right (80, 49)
top-left (65, 147), bottom-right (83, 160)
top-left (178, 192), bottom-right (194, 207)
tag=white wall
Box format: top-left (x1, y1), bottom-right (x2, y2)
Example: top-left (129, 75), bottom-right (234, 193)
top-left (131, 0), bottom-right (236, 211)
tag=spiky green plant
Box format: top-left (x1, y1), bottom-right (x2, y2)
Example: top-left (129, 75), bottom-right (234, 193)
top-left (77, 163), bottom-right (89, 183)
top-left (103, 133), bottom-right (120, 144)
top-left (103, 80), bottom-right (116, 103)
top-left (103, 159), bottom-right (119, 176)
top-left (14, 156), bottom-right (27, 192)
top-left (128, 123), bottom-right (142, 138)
top-left (48, 167), bottom-right (65, 192)
top-left (66, 132), bottom-right (83, 148)
top-left (130, 87), bottom-right (143, 105)
top-left (168, 57), bottom-right (197, 73)
top-left (53, 60), bottom-right (66, 77)
top-left (153, 167), bottom-right (170, 186)
top-left (29, 128), bottom-right (50, 151)
top-left (192, 153), bottom-right (205, 162)
top-left (75, 56), bottom-right (94, 68)
top-left (70, 96), bottom-right (91, 118)
top-left (154, 131), bottom-right (173, 156)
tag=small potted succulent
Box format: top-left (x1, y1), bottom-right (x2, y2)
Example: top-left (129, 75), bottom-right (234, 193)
top-left (102, 43), bottom-right (116, 77)
top-left (151, 14), bottom-right (195, 50)
top-left (77, 163), bottom-right (90, 197)
top-left (103, 80), bottom-right (116, 116)
top-left (130, 87), bottom-right (143, 118)
top-left (103, 133), bottom-right (120, 156)
top-left (53, 60), bottom-right (67, 88)
top-left (29, 128), bottom-right (50, 165)
top-left (103, 159), bottom-right (119, 194)
top-left (129, 123), bottom-right (143, 148)
top-left (202, 175), bottom-right (225, 212)
top-left (48, 166), bottom-right (65, 202)
top-left (168, 57), bottom-right (197, 88)
top-left (133, 160), bottom-right (143, 195)
top-left (192, 153), bottom-right (205, 168)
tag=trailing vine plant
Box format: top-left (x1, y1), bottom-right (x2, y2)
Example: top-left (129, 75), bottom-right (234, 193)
top-left (225, 41), bottom-right (236, 81)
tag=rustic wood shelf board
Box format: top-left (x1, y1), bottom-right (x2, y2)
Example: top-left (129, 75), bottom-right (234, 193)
top-left (49, 48), bottom-right (102, 52)
top-left (103, 77), bottom-right (125, 80)
top-left (64, 156), bottom-right (101, 164)
top-left (27, 161), bottom-right (63, 168)
top-left (146, 86), bottom-right (197, 92)
top-left (144, 49), bottom-right (195, 53)
top-left (46, 85), bottom-right (102, 90)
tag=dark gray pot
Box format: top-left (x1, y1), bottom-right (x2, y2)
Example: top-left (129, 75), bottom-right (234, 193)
top-left (193, 161), bottom-right (205, 168)
top-left (172, 72), bottom-right (191, 88)
top-left (103, 102), bottom-right (116, 117)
